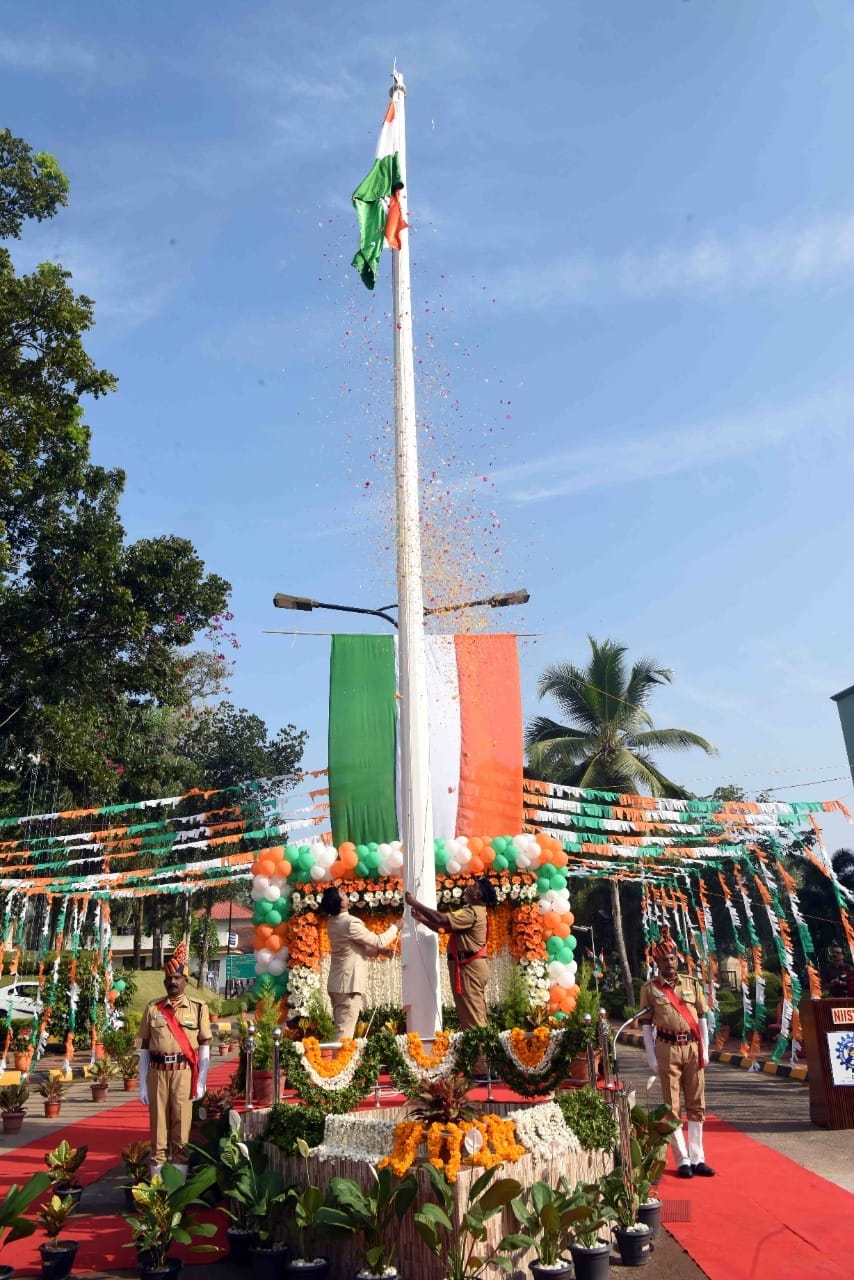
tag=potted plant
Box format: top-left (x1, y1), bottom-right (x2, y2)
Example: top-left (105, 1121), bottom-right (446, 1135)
top-left (251, 987), bottom-right (286, 1106)
top-left (284, 1138), bottom-right (329, 1278)
top-left (124, 1162), bottom-right (218, 1280)
top-left (11, 1031), bottom-right (33, 1073)
top-left (508, 1180), bottom-right (598, 1280)
top-left (87, 1056), bottom-right (119, 1101)
top-left (0, 1171), bottom-right (52, 1280)
top-left (317, 1165), bottom-right (418, 1279)
top-left (121, 1141), bottom-right (152, 1210)
top-left (599, 1166), bottom-right (651, 1268)
top-left (630, 1104), bottom-right (679, 1239)
top-left (413, 1163), bottom-right (523, 1280)
top-left (37, 1078), bottom-right (69, 1120)
top-left (217, 1030), bottom-right (235, 1057)
top-left (211, 1115), bottom-right (289, 1275)
top-left (559, 1181), bottom-right (613, 1280)
top-left (0, 1081), bottom-right (29, 1135)
top-left (118, 1051), bottom-right (140, 1091)
top-left (102, 1027), bottom-right (135, 1062)
top-left (37, 1194), bottom-right (78, 1280)
top-left (44, 1141), bottom-right (88, 1208)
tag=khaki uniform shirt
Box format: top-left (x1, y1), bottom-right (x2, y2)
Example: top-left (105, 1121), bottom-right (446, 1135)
top-left (139, 992), bottom-right (212, 1053)
top-left (445, 904), bottom-right (487, 955)
top-left (639, 973), bottom-right (708, 1033)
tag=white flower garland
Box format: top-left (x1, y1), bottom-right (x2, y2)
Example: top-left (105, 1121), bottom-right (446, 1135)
top-left (507, 1102), bottom-right (581, 1161)
top-left (518, 958), bottom-right (551, 1007)
top-left (312, 1114), bottom-right (399, 1163)
top-left (394, 1032), bottom-right (461, 1083)
top-left (498, 1028), bottom-right (563, 1077)
top-left (293, 1037), bottom-right (368, 1091)
top-left (286, 965), bottom-right (320, 1018)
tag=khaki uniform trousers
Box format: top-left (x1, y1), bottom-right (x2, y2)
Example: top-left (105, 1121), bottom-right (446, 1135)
top-left (330, 992), bottom-right (363, 1040)
top-left (148, 1065), bottom-right (192, 1165)
top-left (655, 1039), bottom-right (705, 1123)
top-left (450, 957), bottom-right (489, 1030)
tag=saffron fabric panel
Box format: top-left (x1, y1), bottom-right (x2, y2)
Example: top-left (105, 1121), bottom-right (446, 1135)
top-left (454, 634), bottom-right (524, 838)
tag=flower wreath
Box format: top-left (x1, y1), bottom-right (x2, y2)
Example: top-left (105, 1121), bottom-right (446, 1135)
top-left (280, 1034), bottom-right (382, 1114)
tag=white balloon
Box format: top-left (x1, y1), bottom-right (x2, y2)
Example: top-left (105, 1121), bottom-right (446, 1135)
top-left (389, 850), bottom-right (404, 870)
top-left (446, 858), bottom-right (461, 875)
top-left (250, 885), bottom-right (264, 901)
top-left (456, 845), bottom-right (472, 866)
top-left (255, 949), bottom-right (272, 972)
top-left (253, 876), bottom-right (270, 893)
top-left (516, 852), bottom-right (531, 869)
top-left (513, 835), bottom-right (528, 853)
top-left (309, 863), bottom-right (327, 881)
top-left (377, 843), bottom-right (392, 858)
top-left (268, 957), bottom-right (286, 977)
top-left (264, 884), bottom-right (281, 901)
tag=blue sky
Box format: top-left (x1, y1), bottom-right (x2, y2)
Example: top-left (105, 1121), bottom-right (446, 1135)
top-left (4, 1), bottom-right (854, 847)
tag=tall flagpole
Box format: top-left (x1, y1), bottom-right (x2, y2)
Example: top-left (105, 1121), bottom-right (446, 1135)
top-left (390, 66), bottom-right (442, 1035)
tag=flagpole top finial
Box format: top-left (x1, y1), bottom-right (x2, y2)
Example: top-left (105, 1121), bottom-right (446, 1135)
top-left (390, 62), bottom-right (406, 95)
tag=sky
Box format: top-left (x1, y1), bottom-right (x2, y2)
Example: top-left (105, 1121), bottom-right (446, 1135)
top-left (4, 0), bottom-right (854, 849)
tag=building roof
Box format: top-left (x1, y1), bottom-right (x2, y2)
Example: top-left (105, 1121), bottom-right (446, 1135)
top-left (194, 900), bottom-right (253, 921)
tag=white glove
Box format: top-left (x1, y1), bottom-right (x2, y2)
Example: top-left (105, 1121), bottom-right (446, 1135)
top-left (138, 1050), bottom-right (150, 1106)
top-left (193, 1044), bottom-right (210, 1101)
top-left (642, 1025), bottom-right (658, 1075)
top-left (699, 1018), bottom-right (709, 1069)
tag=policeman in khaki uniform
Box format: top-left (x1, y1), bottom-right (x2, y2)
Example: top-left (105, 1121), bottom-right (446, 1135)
top-left (139, 941), bottom-right (211, 1176)
top-left (639, 927), bottom-right (714, 1179)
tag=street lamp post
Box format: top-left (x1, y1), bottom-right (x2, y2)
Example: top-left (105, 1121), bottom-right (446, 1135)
top-left (273, 589), bottom-right (530, 629)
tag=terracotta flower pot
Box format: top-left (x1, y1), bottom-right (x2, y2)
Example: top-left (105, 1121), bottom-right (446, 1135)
top-left (93, 1041), bottom-right (106, 1060)
top-left (1, 1109), bottom-right (25, 1134)
top-left (44, 1101), bottom-right (62, 1119)
top-left (252, 1069), bottom-right (275, 1107)
top-left (13, 1052), bottom-right (30, 1071)
top-left (90, 1083), bottom-right (109, 1103)
top-left (123, 1077), bottom-right (137, 1091)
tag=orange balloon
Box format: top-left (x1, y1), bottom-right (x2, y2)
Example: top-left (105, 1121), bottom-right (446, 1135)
top-left (275, 859), bottom-right (292, 879)
top-left (258, 857), bottom-right (276, 878)
top-left (555, 921), bottom-right (570, 939)
top-left (339, 842), bottom-right (356, 859)
top-left (254, 925), bottom-right (273, 946)
top-left (480, 845), bottom-right (495, 865)
top-left (468, 837), bottom-right (484, 855)
top-left (468, 855), bottom-right (485, 875)
top-left (330, 860), bottom-right (347, 879)
top-left (267, 934), bottom-right (282, 952)
top-left (565, 912), bottom-right (575, 927)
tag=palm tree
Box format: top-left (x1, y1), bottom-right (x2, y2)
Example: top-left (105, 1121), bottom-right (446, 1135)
top-left (526, 636), bottom-right (717, 1001)
top-left (831, 848), bottom-right (854, 894)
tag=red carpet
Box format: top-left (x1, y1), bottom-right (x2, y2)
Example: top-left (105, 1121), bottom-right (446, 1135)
top-left (658, 1115), bottom-right (854, 1279)
top-left (0, 1061), bottom-right (235, 1275)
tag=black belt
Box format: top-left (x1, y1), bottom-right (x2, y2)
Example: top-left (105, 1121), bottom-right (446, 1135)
top-left (150, 1052), bottom-right (189, 1066)
top-left (657, 1029), bottom-right (696, 1045)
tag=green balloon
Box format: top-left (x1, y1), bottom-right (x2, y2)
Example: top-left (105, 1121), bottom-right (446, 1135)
top-left (493, 854), bottom-right (508, 872)
top-left (113, 980), bottom-right (126, 992)
top-left (268, 909), bottom-right (282, 927)
top-left (356, 860), bottom-right (368, 877)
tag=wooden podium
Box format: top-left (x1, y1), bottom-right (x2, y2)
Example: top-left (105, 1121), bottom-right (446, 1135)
top-left (799, 997), bottom-right (854, 1128)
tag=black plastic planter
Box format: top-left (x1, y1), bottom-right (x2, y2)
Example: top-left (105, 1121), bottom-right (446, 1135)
top-left (283, 1260), bottom-right (330, 1279)
top-left (249, 1245), bottom-right (290, 1280)
top-left (136, 1251), bottom-right (182, 1280)
top-left (226, 1228), bottom-right (259, 1266)
top-left (614, 1223), bottom-right (653, 1266)
top-left (569, 1241), bottom-right (611, 1280)
top-left (39, 1240), bottom-right (79, 1280)
top-left (530, 1260), bottom-right (573, 1280)
top-left (637, 1198), bottom-right (662, 1240)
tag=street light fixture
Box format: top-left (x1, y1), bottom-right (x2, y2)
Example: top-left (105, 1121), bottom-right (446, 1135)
top-left (273, 589), bottom-right (530, 630)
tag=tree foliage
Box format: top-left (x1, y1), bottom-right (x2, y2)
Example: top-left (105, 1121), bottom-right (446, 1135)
top-left (525, 635), bottom-right (716, 796)
top-left (0, 129), bottom-right (230, 811)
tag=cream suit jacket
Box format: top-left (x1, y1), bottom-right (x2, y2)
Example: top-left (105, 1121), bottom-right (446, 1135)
top-left (326, 912), bottom-right (397, 995)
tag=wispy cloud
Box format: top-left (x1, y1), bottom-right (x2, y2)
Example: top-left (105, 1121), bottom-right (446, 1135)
top-left (0, 32), bottom-right (98, 75)
top-left (491, 389), bottom-right (852, 502)
top-left (495, 212), bottom-right (854, 309)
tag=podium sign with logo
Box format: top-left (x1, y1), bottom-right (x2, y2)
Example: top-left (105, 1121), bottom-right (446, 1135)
top-left (800, 997), bottom-right (854, 1127)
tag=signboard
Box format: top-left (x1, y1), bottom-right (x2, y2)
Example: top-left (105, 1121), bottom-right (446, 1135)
top-left (832, 1007), bottom-right (854, 1026)
top-left (826, 1031), bottom-right (854, 1087)
top-left (225, 953), bottom-right (256, 979)
top-left (227, 932), bottom-right (239, 949)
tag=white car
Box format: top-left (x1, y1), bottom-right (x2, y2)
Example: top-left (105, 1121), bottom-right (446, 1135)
top-left (0, 981), bottom-right (41, 1021)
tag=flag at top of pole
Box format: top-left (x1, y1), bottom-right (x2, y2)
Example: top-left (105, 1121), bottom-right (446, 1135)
top-left (351, 97), bottom-right (408, 289)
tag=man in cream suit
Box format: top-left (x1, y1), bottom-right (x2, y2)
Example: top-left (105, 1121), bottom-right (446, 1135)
top-left (320, 885), bottom-right (399, 1039)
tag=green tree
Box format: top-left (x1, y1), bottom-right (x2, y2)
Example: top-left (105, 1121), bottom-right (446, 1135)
top-left (177, 701), bottom-right (307, 799)
top-left (0, 128), bottom-right (230, 810)
top-left (525, 636), bottom-right (717, 1001)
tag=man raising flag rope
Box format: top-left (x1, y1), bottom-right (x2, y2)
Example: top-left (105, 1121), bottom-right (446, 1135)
top-left (351, 97), bottom-right (407, 289)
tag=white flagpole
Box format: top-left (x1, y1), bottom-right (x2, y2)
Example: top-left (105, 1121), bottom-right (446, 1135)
top-left (390, 66), bottom-right (442, 1036)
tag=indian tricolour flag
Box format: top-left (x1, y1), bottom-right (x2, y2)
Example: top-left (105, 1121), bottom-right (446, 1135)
top-left (328, 634), bottom-right (523, 845)
top-left (351, 100), bottom-right (408, 290)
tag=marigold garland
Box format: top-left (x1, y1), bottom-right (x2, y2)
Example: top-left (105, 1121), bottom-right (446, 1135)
top-left (406, 1030), bottom-right (451, 1070)
top-left (378, 1114), bottom-right (525, 1182)
top-left (301, 1036), bottom-right (357, 1078)
top-left (508, 1026), bottom-right (552, 1068)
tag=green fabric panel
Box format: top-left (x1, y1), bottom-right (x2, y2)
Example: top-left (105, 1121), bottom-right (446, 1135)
top-left (351, 153), bottom-right (402, 289)
top-left (328, 634), bottom-right (399, 846)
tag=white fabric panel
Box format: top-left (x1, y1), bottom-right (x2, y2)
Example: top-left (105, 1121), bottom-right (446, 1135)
top-left (425, 636), bottom-right (461, 841)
